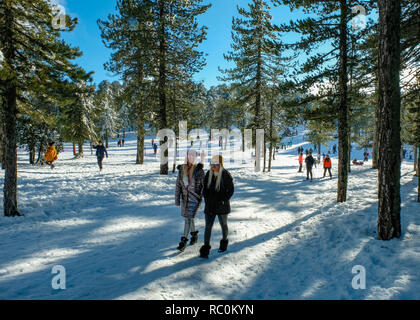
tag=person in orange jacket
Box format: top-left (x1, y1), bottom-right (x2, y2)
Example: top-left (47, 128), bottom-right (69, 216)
top-left (323, 154), bottom-right (332, 178)
top-left (44, 142), bottom-right (58, 169)
top-left (298, 152), bottom-right (303, 172)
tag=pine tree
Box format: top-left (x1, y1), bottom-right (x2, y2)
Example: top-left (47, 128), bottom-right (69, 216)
top-left (0, 0), bottom-right (86, 216)
top-left (219, 0), bottom-right (289, 157)
top-left (304, 115), bottom-right (336, 157)
top-left (0, 93), bottom-right (5, 169)
top-left (63, 82), bottom-right (97, 158)
top-left (275, 0), bottom-right (376, 202)
top-left (99, 0), bottom-right (210, 174)
top-left (95, 83), bottom-right (120, 148)
top-left (16, 92), bottom-right (61, 165)
top-left (377, 0), bottom-right (402, 240)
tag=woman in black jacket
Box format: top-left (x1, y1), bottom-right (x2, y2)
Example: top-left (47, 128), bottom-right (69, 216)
top-left (199, 155), bottom-right (234, 258)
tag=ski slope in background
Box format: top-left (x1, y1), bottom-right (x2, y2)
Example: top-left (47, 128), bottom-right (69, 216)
top-left (0, 130), bottom-right (419, 300)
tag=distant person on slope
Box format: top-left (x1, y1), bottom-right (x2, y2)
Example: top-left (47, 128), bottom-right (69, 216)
top-left (93, 141), bottom-right (108, 171)
top-left (305, 152), bottom-right (315, 181)
top-left (364, 151), bottom-right (370, 162)
top-left (175, 149), bottom-right (205, 252)
top-left (200, 155), bottom-right (234, 259)
top-left (298, 152), bottom-right (303, 172)
top-left (43, 142), bottom-right (58, 169)
top-left (323, 154), bottom-right (332, 178)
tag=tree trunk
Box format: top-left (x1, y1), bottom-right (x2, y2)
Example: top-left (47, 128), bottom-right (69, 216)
top-left (372, 100), bottom-right (380, 169)
top-left (414, 145), bottom-right (417, 174)
top-left (377, 0), bottom-right (402, 240)
top-left (171, 88), bottom-right (177, 173)
top-left (348, 132), bottom-right (352, 173)
top-left (417, 164), bottom-right (419, 203)
top-left (172, 138), bottom-right (178, 173)
top-left (0, 116), bottom-right (5, 170)
top-left (416, 144), bottom-right (419, 202)
top-left (136, 100), bottom-right (145, 165)
top-left (105, 134), bottom-right (109, 149)
top-left (263, 141), bottom-right (267, 173)
top-left (4, 85), bottom-right (20, 216)
top-left (417, 145), bottom-right (420, 202)
top-left (36, 146), bottom-right (43, 164)
top-left (3, 6), bottom-right (21, 216)
top-left (254, 42), bottom-right (262, 158)
top-left (268, 102), bottom-right (274, 172)
top-left (29, 147), bottom-right (36, 165)
top-left (78, 142), bottom-right (84, 158)
top-left (337, 0), bottom-right (350, 203)
top-left (159, 0), bottom-right (168, 175)
top-left (73, 143), bottom-right (76, 156)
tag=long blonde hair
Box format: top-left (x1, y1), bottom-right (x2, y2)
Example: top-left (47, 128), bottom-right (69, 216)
top-left (207, 166), bottom-right (224, 191)
top-left (207, 155), bottom-right (224, 192)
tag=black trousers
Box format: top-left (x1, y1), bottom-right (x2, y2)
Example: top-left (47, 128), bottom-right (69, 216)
top-left (97, 157), bottom-right (104, 169)
top-left (323, 167), bottom-right (332, 177)
top-left (306, 166), bottom-right (313, 180)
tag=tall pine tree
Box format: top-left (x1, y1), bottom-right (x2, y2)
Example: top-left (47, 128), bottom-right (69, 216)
top-left (377, 0), bottom-right (402, 240)
top-left (0, 0), bottom-right (88, 216)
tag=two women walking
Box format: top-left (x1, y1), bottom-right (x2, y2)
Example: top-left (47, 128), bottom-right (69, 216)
top-left (175, 153), bottom-right (235, 259)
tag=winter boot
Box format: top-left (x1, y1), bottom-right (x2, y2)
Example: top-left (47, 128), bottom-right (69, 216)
top-left (218, 239), bottom-right (229, 253)
top-left (189, 231), bottom-right (199, 245)
top-left (177, 237), bottom-right (188, 252)
top-left (199, 244), bottom-right (211, 258)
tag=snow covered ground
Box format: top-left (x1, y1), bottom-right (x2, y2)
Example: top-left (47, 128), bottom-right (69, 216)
top-left (0, 132), bottom-right (419, 300)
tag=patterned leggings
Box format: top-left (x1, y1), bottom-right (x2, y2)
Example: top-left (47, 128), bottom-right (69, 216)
top-left (184, 218), bottom-right (196, 238)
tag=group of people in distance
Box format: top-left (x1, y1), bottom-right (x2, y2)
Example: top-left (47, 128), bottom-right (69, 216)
top-left (297, 145), bottom-right (373, 179)
top-left (41, 140), bottom-right (108, 171)
top-left (298, 151), bottom-right (332, 181)
top-left (175, 150), bottom-right (234, 259)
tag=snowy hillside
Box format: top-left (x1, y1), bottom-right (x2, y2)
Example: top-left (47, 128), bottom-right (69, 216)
top-left (0, 132), bottom-right (419, 300)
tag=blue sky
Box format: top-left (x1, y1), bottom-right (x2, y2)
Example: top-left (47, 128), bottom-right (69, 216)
top-left (58, 0), bottom-right (303, 89)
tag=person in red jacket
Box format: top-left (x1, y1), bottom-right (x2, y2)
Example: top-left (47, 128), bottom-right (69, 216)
top-left (298, 152), bottom-right (303, 172)
top-left (323, 154), bottom-right (332, 178)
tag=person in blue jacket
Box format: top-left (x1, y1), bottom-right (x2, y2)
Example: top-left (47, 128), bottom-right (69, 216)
top-left (93, 141), bottom-right (108, 171)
